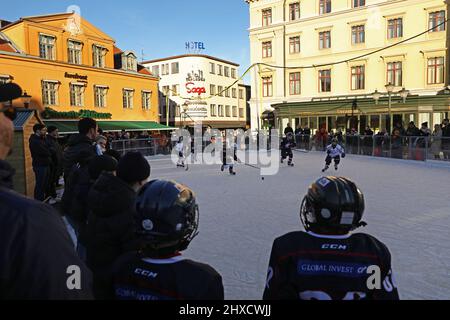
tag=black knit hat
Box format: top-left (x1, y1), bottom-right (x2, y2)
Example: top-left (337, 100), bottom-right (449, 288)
top-left (88, 155), bottom-right (118, 180)
top-left (117, 151), bottom-right (151, 184)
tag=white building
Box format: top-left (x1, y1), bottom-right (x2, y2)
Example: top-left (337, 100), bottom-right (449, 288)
top-left (143, 54), bottom-right (248, 129)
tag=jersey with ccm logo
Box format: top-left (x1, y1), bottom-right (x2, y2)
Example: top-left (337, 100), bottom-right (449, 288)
top-left (263, 231), bottom-right (399, 300)
top-left (111, 252), bottom-right (224, 300)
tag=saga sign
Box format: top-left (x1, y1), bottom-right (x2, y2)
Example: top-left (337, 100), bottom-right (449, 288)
top-left (186, 82), bottom-right (206, 95)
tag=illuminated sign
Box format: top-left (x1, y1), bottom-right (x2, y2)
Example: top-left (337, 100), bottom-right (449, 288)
top-left (185, 41), bottom-right (206, 51)
top-left (186, 82), bottom-right (206, 95)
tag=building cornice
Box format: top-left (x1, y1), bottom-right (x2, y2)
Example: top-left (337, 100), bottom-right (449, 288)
top-left (142, 54), bottom-right (240, 67)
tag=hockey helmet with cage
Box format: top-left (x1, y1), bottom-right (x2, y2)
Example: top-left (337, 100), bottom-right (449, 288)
top-left (300, 176), bottom-right (366, 234)
top-left (135, 179), bottom-right (199, 256)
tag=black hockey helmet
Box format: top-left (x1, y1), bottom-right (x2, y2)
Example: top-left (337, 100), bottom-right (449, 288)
top-left (300, 176), bottom-right (366, 234)
top-left (135, 179), bottom-right (199, 256)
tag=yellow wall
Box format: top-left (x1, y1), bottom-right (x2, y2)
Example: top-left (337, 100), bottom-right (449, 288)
top-left (1, 13), bottom-right (159, 122)
top-left (1, 53), bottom-right (159, 121)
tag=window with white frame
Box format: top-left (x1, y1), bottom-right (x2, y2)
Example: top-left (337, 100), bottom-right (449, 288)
top-left (319, 70), bottom-right (331, 92)
top-left (218, 105), bottom-right (224, 117)
top-left (262, 41), bottom-right (272, 58)
top-left (217, 65), bottom-right (223, 76)
top-left (92, 45), bottom-right (107, 68)
top-left (94, 86), bottom-right (108, 108)
top-left (232, 88), bottom-right (237, 98)
top-left (123, 89), bottom-right (134, 109)
top-left (319, 31), bottom-right (331, 49)
top-left (42, 81), bottom-right (59, 106)
top-left (225, 88), bottom-right (230, 97)
top-left (225, 105), bottom-right (231, 117)
top-left (289, 72), bottom-right (301, 95)
top-left (125, 54), bottom-right (137, 71)
top-left (232, 106), bottom-right (237, 117)
top-left (68, 40), bottom-right (82, 64)
top-left (162, 63), bottom-right (169, 75)
top-left (210, 84), bottom-right (216, 95)
top-left (39, 34), bottom-right (56, 60)
top-left (210, 104), bottom-right (217, 117)
top-left (152, 65), bottom-right (160, 77)
top-left (171, 62), bottom-right (179, 74)
top-left (70, 84), bottom-right (85, 107)
top-left (218, 85), bottom-right (224, 97)
top-left (262, 76), bottom-right (273, 97)
top-left (210, 62), bottom-right (215, 74)
top-left (231, 68), bottom-right (236, 79)
top-left (142, 91), bottom-right (152, 110)
top-left (224, 66), bottom-right (230, 77)
top-left (262, 8), bottom-right (272, 26)
top-left (239, 88), bottom-right (244, 99)
top-left (162, 85), bottom-right (170, 96)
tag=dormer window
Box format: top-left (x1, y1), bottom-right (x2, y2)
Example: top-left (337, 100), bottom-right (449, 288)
top-left (93, 45), bottom-right (107, 68)
top-left (122, 52), bottom-right (137, 72)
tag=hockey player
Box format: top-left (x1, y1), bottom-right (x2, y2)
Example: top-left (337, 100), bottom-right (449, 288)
top-left (322, 138), bottom-right (345, 172)
top-left (280, 132), bottom-right (296, 166)
top-left (221, 137), bottom-right (238, 175)
top-left (110, 179), bottom-right (224, 300)
top-left (174, 137), bottom-right (185, 168)
top-left (263, 176), bottom-right (399, 300)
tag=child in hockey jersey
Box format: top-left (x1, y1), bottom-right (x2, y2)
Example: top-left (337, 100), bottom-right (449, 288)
top-left (110, 180), bottom-right (224, 300)
top-left (175, 137), bottom-right (185, 167)
top-left (322, 138), bottom-right (345, 172)
top-left (280, 132), bottom-right (296, 166)
top-left (263, 176), bottom-right (399, 300)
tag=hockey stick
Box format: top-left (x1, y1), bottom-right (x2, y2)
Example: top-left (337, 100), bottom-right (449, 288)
top-left (237, 158), bottom-right (261, 170)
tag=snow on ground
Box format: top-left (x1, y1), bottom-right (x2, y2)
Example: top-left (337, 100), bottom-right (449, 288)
top-left (147, 151), bottom-right (450, 300)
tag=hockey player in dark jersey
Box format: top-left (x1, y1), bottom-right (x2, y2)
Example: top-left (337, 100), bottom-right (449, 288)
top-left (263, 176), bottom-right (399, 300)
top-left (280, 132), bottom-right (296, 166)
top-left (221, 137), bottom-right (238, 175)
top-left (110, 179), bottom-right (224, 300)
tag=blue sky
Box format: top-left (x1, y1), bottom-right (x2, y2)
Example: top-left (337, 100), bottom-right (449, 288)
top-left (2, 0), bottom-right (251, 82)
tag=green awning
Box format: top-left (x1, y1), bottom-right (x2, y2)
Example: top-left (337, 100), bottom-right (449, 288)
top-left (44, 120), bottom-right (175, 134)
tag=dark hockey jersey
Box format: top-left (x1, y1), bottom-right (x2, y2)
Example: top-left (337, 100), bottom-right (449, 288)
top-left (280, 137), bottom-right (296, 151)
top-left (263, 231), bottom-right (399, 300)
top-left (111, 252), bottom-right (224, 300)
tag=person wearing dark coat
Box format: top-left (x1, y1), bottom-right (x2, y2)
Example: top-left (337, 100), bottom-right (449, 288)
top-left (46, 126), bottom-right (63, 202)
top-left (284, 123), bottom-right (294, 136)
top-left (85, 151), bottom-right (150, 299)
top-left (62, 118), bottom-right (98, 182)
top-left (440, 118), bottom-right (450, 160)
top-left (0, 107), bottom-right (93, 299)
top-left (29, 124), bottom-right (52, 201)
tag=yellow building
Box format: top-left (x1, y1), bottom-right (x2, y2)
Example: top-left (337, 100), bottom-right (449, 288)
top-left (247, 0), bottom-right (450, 134)
top-left (0, 12), bottom-right (167, 133)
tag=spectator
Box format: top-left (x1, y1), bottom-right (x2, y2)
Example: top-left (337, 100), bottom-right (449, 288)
top-left (46, 126), bottom-right (63, 203)
top-left (431, 124), bottom-right (442, 160)
top-left (441, 118), bottom-right (450, 160)
top-left (374, 129), bottom-right (388, 157)
top-left (29, 124), bottom-right (51, 201)
top-left (303, 126), bottom-right (311, 150)
top-left (284, 123), bottom-right (294, 136)
top-left (415, 122), bottom-right (431, 160)
top-left (393, 122), bottom-right (406, 136)
top-left (86, 151), bottom-right (151, 298)
top-left (95, 135), bottom-right (107, 156)
top-left (63, 118), bottom-right (98, 182)
top-left (0, 98), bottom-right (93, 299)
top-left (295, 124), bottom-right (303, 147)
top-left (363, 126), bottom-right (374, 156)
top-left (391, 128), bottom-right (403, 159)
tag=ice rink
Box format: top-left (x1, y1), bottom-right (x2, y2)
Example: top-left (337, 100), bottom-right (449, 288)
top-left (148, 151), bottom-right (450, 300)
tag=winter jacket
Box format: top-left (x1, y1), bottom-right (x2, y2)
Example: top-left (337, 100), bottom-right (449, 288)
top-left (63, 134), bottom-right (96, 179)
top-left (442, 125), bottom-right (450, 149)
top-left (431, 130), bottom-right (442, 155)
top-left (29, 134), bottom-right (51, 167)
top-left (46, 135), bottom-right (64, 176)
top-left (0, 160), bottom-right (93, 299)
top-left (85, 172), bottom-right (138, 297)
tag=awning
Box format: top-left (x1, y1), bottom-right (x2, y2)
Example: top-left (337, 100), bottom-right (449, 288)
top-left (43, 120), bottom-right (175, 134)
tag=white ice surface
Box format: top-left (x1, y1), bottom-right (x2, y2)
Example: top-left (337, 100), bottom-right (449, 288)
top-left (147, 151), bottom-right (450, 300)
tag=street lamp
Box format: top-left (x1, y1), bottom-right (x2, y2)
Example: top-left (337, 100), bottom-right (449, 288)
top-left (398, 87), bottom-right (410, 103)
top-left (21, 91), bottom-right (31, 109)
top-left (371, 84), bottom-right (409, 133)
top-left (372, 89), bottom-right (382, 105)
top-left (182, 102), bottom-right (189, 129)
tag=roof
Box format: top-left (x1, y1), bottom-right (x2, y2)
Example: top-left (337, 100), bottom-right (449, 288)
top-left (43, 120), bottom-right (175, 134)
top-left (142, 54), bottom-right (240, 67)
top-left (13, 109), bottom-right (35, 131)
top-left (137, 65), bottom-right (152, 75)
top-left (0, 12), bottom-right (73, 31)
top-left (0, 32), bottom-right (19, 53)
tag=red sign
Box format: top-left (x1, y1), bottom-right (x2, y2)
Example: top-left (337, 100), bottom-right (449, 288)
top-left (186, 82), bottom-right (206, 95)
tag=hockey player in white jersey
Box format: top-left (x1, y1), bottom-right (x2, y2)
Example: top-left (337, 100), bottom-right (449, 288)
top-left (175, 137), bottom-right (186, 168)
top-left (322, 138), bottom-right (345, 172)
